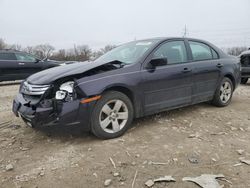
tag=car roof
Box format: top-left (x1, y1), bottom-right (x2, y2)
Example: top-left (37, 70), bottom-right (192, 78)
top-left (0, 49), bottom-right (22, 53)
top-left (137, 36), bottom-right (222, 49)
top-left (136, 37), bottom-right (210, 42)
top-left (240, 50), bottom-right (250, 56)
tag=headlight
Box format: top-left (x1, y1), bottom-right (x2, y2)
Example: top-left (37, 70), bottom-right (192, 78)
top-left (55, 81), bottom-right (74, 100)
top-left (55, 90), bottom-right (67, 100)
top-left (59, 81), bottom-right (74, 93)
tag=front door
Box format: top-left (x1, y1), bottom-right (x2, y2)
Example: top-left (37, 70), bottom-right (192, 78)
top-left (0, 52), bottom-right (21, 81)
top-left (141, 40), bottom-right (193, 115)
top-left (15, 52), bottom-right (43, 79)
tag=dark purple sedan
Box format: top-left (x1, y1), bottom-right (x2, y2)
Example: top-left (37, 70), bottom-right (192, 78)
top-left (13, 37), bottom-right (241, 139)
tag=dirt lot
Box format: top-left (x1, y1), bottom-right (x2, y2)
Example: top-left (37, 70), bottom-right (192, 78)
top-left (0, 82), bottom-right (250, 188)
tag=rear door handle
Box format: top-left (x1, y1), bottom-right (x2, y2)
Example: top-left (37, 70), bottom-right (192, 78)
top-left (18, 62), bottom-right (25, 65)
top-left (216, 63), bottom-right (224, 68)
top-left (182, 67), bottom-right (192, 73)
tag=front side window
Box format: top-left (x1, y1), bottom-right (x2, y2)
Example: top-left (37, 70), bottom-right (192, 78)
top-left (96, 39), bottom-right (160, 65)
top-left (0, 53), bottom-right (17, 60)
top-left (153, 41), bottom-right (188, 64)
top-left (189, 41), bottom-right (213, 61)
top-left (15, 53), bottom-right (36, 62)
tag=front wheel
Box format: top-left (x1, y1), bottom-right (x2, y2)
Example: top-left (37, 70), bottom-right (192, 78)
top-left (90, 91), bottom-right (134, 139)
top-left (241, 78), bottom-right (248, 84)
top-left (212, 77), bottom-right (233, 107)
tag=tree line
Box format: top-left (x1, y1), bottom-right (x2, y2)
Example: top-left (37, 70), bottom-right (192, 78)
top-left (0, 38), bottom-right (249, 62)
top-left (225, 46), bottom-right (249, 56)
top-left (0, 38), bottom-right (116, 61)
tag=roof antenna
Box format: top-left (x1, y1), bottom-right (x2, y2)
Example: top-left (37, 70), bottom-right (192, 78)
top-left (182, 25), bottom-right (188, 38)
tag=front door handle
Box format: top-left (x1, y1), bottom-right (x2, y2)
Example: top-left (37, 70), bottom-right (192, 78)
top-left (216, 63), bottom-right (224, 68)
top-left (18, 62), bottom-right (25, 65)
top-left (182, 67), bottom-right (192, 73)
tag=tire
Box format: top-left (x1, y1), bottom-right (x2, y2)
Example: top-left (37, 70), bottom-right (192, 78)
top-left (212, 77), bottom-right (233, 107)
top-left (241, 78), bottom-right (248, 84)
top-left (90, 91), bottom-right (134, 139)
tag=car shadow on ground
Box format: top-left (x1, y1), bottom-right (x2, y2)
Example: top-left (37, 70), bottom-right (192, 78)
top-left (36, 102), bottom-right (214, 141)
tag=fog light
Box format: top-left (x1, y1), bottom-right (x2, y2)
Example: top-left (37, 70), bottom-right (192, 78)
top-left (55, 90), bottom-right (67, 100)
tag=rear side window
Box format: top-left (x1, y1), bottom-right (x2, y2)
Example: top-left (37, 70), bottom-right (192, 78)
top-left (0, 53), bottom-right (17, 60)
top-left (189, 41), bottom-right (213, 61)
top-left (153, 41), bottom-right (188, 64)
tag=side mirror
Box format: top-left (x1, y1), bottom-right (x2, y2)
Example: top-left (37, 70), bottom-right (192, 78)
top-left (34, 58), bottom-right (41, 63)
top-left (149, 57), bottom-right (168, 68)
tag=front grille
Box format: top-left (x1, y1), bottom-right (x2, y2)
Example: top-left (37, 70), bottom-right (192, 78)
top-left (21, 81), bottom-right (50, 96)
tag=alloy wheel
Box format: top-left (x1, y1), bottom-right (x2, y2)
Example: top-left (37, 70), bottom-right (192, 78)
top-left (219, 81), bottom-right (232, 103)
top-left (99, 99), bottom-right (128, 133)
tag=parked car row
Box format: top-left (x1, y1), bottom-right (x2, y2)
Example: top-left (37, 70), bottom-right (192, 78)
top-left (239, 48), bottom-right (250, 84)
top-left (0, 50), bottom-right (60, 82)
top-left (12, 37), bottom-right (241, 139)
top-left (0, 49), bottom-right (82, 82)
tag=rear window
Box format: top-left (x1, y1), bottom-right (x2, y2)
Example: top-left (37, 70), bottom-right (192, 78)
top-left (0, 53), bottom-right (17, 60)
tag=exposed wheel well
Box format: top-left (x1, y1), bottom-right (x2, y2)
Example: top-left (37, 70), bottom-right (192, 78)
top-left (104, 86), bottom-right (134, 104)
top-left (224, 74), bottom-right (235, 90)
top-left (103, 86), bottom-right (138, 117)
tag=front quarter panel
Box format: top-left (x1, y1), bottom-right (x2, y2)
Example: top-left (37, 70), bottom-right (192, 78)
top-left (75, 64), bottom-right (143, 116)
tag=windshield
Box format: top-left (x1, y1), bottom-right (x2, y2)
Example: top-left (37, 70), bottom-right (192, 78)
top-left (96, 40), bottom-right (159, 64)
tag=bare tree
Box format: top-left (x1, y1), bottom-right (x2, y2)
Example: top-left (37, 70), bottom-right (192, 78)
top-left (101, 45), bottom-right (116, 54)
top-left (226, 47), bottom-right (248, 56)
top-left (0, 38), bottom-right (7, 50)
top-left (51, 49), bottom-right (66, 61)
top-left (34, 44), bottom-right (55, 59)
top-left (9, 44), bottom-right (22, 51)
top-left (92, 51), bottom-right (104, 60)
top-left (24, 46), bottom-right (35, 54)
top-left (92, 45), bottom-right (116, 60)
top-left (73, 45), bottom-right (92, 61)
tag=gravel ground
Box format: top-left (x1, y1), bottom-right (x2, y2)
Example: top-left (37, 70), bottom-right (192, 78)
top-left (0, 82), bottom-right (250, 188)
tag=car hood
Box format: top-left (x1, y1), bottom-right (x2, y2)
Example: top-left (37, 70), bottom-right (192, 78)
top-left (27, 61), bottom-right (109, 85)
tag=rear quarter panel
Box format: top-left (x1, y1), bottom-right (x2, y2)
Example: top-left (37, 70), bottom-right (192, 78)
top-left (220, 56), bottom-right (241, 89)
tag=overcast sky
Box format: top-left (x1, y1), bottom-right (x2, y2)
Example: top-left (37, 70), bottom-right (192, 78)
top-left (0, 0), bottom-right (250, 50)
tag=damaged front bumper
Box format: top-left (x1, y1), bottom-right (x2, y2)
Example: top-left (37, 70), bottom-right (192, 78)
top-left (12, 93), bottom-right (94, 130)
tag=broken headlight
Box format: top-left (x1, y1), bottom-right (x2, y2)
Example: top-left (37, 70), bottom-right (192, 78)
top-left (55, 81), bottom-right (74, 101)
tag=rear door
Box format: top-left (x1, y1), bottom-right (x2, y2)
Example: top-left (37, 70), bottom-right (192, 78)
top-left (187, 40), bottom-right (222, 103)
top-left (0, 52), bottom-right (21, 81)
top-left (15, 52), bottom-right (44, 78)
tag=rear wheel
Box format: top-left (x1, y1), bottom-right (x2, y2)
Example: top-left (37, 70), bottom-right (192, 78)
top-left (241, 78), bottom-right (248, 84)
top-left (212, 77), bottom-right (233, 107)
top-left (91, 91), bottom-right (134, 139)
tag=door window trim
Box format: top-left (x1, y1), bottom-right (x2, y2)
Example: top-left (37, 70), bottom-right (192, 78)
top-left (15, 52), bottom-right (38, 62)
top-left (188, 40), bottom-right (220, 62)
top-left (143, 39), bottom-right (190, 69)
